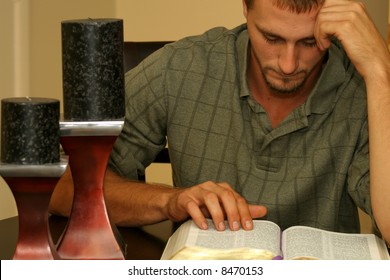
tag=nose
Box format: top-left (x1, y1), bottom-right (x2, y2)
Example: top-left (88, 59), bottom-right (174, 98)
top-left (278, 45), bottom-right (298, 75)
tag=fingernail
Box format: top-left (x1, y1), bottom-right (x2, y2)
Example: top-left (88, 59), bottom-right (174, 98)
top-left (218, 222), bottom-right (225, 231)
top-left (201, 221), bottom-right (208, 230)
top-left (245, 220), bottom-right (253, 229)
top-left (232, 221), bottom-right (239, 231)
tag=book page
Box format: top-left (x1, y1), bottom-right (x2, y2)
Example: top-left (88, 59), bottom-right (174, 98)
top-left (190, 219), bottom-right (281, 252)
top-left (162, 219), bottom-right (282, 259)
top-left (160, 220), bottom-right (193, 260)
top-left (281, 226), bottom-right (390, 260)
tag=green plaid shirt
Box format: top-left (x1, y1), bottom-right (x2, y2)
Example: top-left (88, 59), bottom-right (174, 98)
top-left (109, 24), bottom-right (371, 233)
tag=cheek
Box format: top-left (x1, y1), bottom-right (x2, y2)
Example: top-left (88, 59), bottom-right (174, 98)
top-left (253, 47), bottom-right (279, 69)
top-left (249, 34), bottom-right (279, 65)
top-left (250, 40), bottom-right (278, 65)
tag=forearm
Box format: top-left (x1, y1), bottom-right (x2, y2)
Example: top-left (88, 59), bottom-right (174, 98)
top-left (366, 59), bottom-right (390, 243)
top-left (103, 168), bottom-right (176, 227)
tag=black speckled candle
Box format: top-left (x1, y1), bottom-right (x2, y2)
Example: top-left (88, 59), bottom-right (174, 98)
top-left (61, 18), bottom-right (125, 121)
top-left (1, 97), bottom-right (60, 164)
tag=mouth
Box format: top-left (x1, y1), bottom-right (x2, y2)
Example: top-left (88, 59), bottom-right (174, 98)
top-left (269, 69), bottom-right (305, 81)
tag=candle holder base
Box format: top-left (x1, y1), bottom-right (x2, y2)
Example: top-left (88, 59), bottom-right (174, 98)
top-left (0, 159), bottom-right (68, 260)
top-left (57, 120), bottom-right (125, 259)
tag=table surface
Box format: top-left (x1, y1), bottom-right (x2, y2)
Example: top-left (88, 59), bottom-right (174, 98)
top-left (0, 215), bottom-right (166, 260)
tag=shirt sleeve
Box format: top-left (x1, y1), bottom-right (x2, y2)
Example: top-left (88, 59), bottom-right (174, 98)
top-left (108, 47), bottom-right (169, 179)
top-left (347, 117), bottom-right (372, 219)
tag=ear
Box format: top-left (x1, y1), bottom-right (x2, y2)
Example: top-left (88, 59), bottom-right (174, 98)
top-left (242, 0), bottom-right (248, 18)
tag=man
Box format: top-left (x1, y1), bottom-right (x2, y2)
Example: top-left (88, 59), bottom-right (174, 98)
top-left (51, 0), bottom-right (390, 243)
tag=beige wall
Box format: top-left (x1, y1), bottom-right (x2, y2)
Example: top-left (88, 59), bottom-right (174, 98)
top-left (0, 0), bottom-right (389, 221)
top-left (30, 0), bottom-right (116, 101)
top-left (0, 0), bottom-right (30, 100)
top-left (362, 0), bottom-right (389, 39)
top-left (116, 0), bottom-right (244, 41)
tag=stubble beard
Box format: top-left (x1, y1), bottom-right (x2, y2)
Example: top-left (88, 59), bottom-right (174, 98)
top-left (262, 68), bottom-right (308, 95)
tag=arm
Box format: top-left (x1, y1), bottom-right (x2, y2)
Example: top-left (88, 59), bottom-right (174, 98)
top-left (315, 0), bottom-right (390, 242)
top-left (50, 167), bottom-right (267, 231)
top-left (104, 168), bottom-right (267, 230)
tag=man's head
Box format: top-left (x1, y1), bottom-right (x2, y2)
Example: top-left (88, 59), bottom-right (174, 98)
top-left (243, 0), bottom-right (327, 95)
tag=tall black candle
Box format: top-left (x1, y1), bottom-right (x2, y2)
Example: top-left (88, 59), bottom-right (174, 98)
top-left (61, 18), bottom-right (125, 121)
top-left (1, 97), bottom-right (60, 164)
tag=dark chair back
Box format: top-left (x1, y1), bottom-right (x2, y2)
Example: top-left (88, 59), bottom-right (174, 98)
top-left (124, 41), bottom-right (172, 72)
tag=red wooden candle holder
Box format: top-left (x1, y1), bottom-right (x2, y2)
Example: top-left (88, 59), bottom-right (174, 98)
top-left (56, 121), bottom-right (125, 259)
top-left (0, 159), bottom-right (68, 259)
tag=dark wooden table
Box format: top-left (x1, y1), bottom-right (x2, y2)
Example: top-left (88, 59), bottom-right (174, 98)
top-left (0, 215), bottom-right (166, 260)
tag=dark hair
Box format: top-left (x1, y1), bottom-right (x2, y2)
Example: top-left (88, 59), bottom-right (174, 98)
top-left (245, 0), bottom-right (325, 13)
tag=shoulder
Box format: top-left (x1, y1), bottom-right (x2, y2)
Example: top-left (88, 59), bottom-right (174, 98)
top-left (153, 24), bottom-right (247, 75)
top-left (161, 24), bottom-right (247, 57)
top-left (125, 25), bottom-right (247, 85)
top-left (174, 24), bottom-right (246, 46)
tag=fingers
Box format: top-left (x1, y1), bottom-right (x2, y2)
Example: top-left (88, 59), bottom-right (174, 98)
top-left (315, 1), bottom-right (363, 51)
top-left (186, 200), bottom-right (209, 230)
top-left (314, 0), bottom-right (388, 78)
top-left (249, 204), bottom-right (268, 220)
top-left (169, 181), bottom-right (267, 232)
top-left (199, 181), bottom-right (252, 231)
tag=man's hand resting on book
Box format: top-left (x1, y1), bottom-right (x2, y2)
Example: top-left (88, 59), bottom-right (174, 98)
top-left (166, 181), bottom-right (267, 232)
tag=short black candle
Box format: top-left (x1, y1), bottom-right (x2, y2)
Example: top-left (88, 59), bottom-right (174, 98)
top-left (62, 18), bottom-right (125, 121)
top-left (1, 97), bottom-right (60, 164)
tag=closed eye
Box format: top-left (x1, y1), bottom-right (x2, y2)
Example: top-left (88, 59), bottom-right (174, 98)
top-left (259, 27), bottom-right (318, 48)
top-left (300, 38), bottom-right (317, 48)
top-left (262, 33), bottom-right (284, 45)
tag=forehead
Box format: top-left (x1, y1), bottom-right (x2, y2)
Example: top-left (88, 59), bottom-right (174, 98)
top-left (251, 0), bottom-right (320, 39)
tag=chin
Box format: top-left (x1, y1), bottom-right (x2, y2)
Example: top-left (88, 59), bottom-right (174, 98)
top-left (267, 82), bottom-right (305, 95)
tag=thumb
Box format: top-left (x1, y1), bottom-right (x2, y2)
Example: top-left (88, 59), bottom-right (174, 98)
top-left (249, 205), bottom-right (267, 219)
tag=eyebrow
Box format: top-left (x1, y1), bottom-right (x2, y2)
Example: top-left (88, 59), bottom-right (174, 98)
top-left (258, 26), bottom-right (316, 43)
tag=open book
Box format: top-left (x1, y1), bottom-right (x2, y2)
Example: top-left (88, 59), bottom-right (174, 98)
top-left (161, 219), bottom-right (389, 260)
